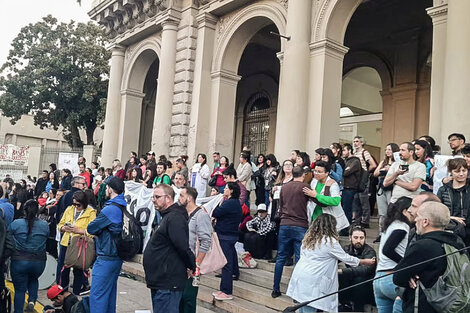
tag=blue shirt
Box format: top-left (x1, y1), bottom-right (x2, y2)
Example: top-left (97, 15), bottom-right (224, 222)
top-left (9, 218), bottom-right (49, 253)
top-left (0, 198), bottom-right (14, 226)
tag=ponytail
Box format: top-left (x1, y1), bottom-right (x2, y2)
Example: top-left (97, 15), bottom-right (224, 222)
top-left (23, 200), bottom-right (39, 235)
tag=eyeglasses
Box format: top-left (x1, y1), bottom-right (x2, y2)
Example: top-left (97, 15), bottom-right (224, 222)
top-left (153, 194), bottom-right (167, 200)
top-left (72, 202), bottom-right (82, 208)
top-left (448, 138), bottom-right (459, 143)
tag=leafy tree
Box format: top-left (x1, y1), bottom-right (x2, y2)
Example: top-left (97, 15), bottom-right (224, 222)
top-left (0, 15), bottom-right (110, 148)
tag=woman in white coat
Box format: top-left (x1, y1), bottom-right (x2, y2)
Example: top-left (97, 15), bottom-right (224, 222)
top-left (191, 153), bottom-right (211, 198)
top-left (286, 214), bottom-right (376, 312)
top-left (303, 161), bottom-right (350, 231)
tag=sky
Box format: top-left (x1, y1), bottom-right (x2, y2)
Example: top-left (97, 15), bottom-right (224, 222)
top-left (0, 0), bottom-right (94, 67)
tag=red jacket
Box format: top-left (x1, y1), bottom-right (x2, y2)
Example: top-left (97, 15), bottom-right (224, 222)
top-left (79, 171), bottom-right (91, 188)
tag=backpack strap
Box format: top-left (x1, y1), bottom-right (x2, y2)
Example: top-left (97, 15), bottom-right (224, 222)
top-left (115, 204), bottom-right (139, 224)
top-left (189, 207), bottom-right (202, 220)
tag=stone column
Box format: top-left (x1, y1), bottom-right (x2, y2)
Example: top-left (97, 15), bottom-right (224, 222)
top-left (208, 70), bottom-right (241, 162)
top-left (426, 1), bottom-right (448, 141)
top-left (274, 0), bottom-right (312, 159)
top-left (117, 89), bottom-right (145, 162)
top-left (101, 44), bottom-right (125, 168)
top-left (306, 39), bottom-right (348, 154)
top-left (152, 20), bottom-right (179, 157)
top-left (187, 13), bottom-right (217, 163)
top-left (439, 0), bottom-right (470, 153)
top-left (82, 145), bottom-right (95, 164)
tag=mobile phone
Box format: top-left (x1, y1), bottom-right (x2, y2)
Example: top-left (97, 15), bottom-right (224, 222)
top-left (399, 164), bottom-right (409, 172)
top-left (65, 222), bottom-right (72, 226)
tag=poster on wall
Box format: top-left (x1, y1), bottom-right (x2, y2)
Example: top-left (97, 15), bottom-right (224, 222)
top-left (58, 152), bottom-right (80, 176)
top-left (0, 169), bottom-right (24, 181)
top-left (0, 144), bottom-right (30, 166)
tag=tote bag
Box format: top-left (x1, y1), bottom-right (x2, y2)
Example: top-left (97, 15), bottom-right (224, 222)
top-left (197, 232), bottom-right (227, 275)
top-left (64, 236), bottom-right (96, 270)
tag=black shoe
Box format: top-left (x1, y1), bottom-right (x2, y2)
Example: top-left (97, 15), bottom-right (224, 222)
top-left (285, 259), bottom-right (294, 266)
top-left (360, 222), bottom-right (370, 229)
top-left (373, 235), bottom-right (381, 243)
top-left (215, 273), bottom-right (222, 278)
top-left (268, 258), bottom-right (277, 263)
top-left (271, 290), bottom-right (281, 298)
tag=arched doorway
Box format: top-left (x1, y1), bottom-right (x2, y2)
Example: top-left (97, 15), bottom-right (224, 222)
top-left (340, 67), bottom-right (383, 157)
top-left (139, 58), bottom-right (159, 154)
top-left (234, 23), bottom-right (281, 158)
top-left (119, 45), bottom-right (160, 159)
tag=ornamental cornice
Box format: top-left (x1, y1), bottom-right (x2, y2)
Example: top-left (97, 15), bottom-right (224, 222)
top-left (210, 70), bottom-right (242, 83)
top-left (121, 88), bottom-right (146, 98)
top-left (309, 39), bottom-right (349, 58)
top-left (426, 3), bottom-right (448, 20)
top-left (92, 0), bottom-right (172, 39)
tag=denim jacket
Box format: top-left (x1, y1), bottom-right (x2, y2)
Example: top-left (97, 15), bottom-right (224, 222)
top-left (9, 218), bottom-right (49, 260)
top-left (87, 194), bottom-right (124, 260)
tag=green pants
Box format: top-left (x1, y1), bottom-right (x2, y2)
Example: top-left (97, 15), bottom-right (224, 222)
top-left (179, 277), bottom-right (198, 313)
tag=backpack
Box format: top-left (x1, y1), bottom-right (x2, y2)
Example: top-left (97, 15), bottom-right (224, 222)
top-left (115, 204), bottom-right (143, 261)
top-left (418, 243), bottom-right (470, 313)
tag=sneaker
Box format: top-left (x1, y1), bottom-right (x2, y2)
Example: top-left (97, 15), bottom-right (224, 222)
top-left (212, 291), bottom-right (223, 297)
top-left (25, 302), bottom-right (35, 312)
top-left (214, 292), bottom-right (233, 301)
top-left (79, 285), bottom-right (91, 296)
top-left (271, 290), bottom-right (281, 298)
top-left (268, 258), bottom-right (277, 263)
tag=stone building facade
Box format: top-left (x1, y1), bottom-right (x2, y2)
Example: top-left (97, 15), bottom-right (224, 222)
top-left (89, 0), bottom-right (466, 167)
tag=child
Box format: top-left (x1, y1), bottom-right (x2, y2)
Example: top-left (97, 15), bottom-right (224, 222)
top-left (38, 191), bottom-right (48, 206)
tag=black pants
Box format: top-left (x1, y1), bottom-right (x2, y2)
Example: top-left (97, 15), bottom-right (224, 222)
top-left (339, 273), bottom-right (375, 310)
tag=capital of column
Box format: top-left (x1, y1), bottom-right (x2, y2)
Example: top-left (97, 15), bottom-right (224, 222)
top-left (196, 12), bottom-right (218, 30)
top-left (121, 88), bottom-right (145, 99)
top-left (210, 70), bottom-right (242, 85)
top-left (107, 43), bottom-right (126, 57)
top-left (276, 51), bottom-right (285, 65)
top-left (309, 39), bottom-right (349, 60)
top-left (427, 2), bottom-right (448, 24)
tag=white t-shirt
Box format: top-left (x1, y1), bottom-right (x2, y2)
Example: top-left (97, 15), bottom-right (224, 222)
top-left (387, 161), bottom-right (426, 203)
top-left (377, 220), bottom-right (409, 271)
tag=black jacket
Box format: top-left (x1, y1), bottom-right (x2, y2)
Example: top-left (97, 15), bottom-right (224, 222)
top-left (143, 203), bottom-right (196, 291)
top-left (343, 156), bottom-right (362, 190)
top-left (34, 178), bottom-right (48, 197)
top-left (393, 231), bottom-right (465, 313)
top-left (56, 187), bottom-right (81, 222)
top-left (341, 243), bottom-right (376, 280)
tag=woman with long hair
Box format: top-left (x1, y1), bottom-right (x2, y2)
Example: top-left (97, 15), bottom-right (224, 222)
top-left (263, 154), bottom-right (280, 207)
top-left (45, 172), bottom-right (59, 193)
top-left (211, 182), bottom-right (242, 301)
top-left (211, 156), bottom-right (230, 193)
top-left (57, 190), bottom-right (96, 295)
top-left (373, 143), bottom-right (400, 242)
top-left (191, 153), bottom-right (211, 198)
top-left (330, 142), bottom-right (345, 170)
top-left (127, 167), bottom-right (143, 182)
top-left (296, 152), bottom-right (313, 184)
top-left (287, 214), bottom-right (375, 312)
top-left (419, 135), bottom-right (440, 155)
top-left (61, 169), bottom-right (73, 190)
top-left (9, 200), bottom-right (49, 312)
top-left (10, 182), bottom-right (29, 220)
top-left (237, 152), bottom-right (253, 188)
top-left (253, 154), bottom-right (267, 205)
top-left (374, 196), bottom-right (412, 313)
top-left (414, 139), bottom-right (434, 191)
top-left (320, 148), bottom-right (343, 186)
top-left (143, 165), bottom-right (157, 188)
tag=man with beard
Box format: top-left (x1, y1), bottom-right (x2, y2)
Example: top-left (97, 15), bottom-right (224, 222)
top-left (338, 226), bottom-right (377, 312)
top-left (143, 184), bottom-right (196, 313)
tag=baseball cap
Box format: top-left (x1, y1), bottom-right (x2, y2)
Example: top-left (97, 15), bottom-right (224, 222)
top-left (107, 176), bottom-right (125, 194)
top-left (257, 204), bottom-right (267, 212)
top-left (47, 284), bottom-right (64, 300)
top-left (147, 151), bottom-right (155, 156)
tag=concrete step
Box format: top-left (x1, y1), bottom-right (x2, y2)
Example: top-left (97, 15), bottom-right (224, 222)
top-left (238, 268), bottom-right (289, 293)
top-left (198, 285), bottom-right (280, 313)
top-left (200, 274), bottom-right (292, 312)
top-left (255, 259), bottom-right (294, 277)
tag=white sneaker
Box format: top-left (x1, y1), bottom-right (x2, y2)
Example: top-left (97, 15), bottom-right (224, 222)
top-left (214, 292), bottom-right (233, 301)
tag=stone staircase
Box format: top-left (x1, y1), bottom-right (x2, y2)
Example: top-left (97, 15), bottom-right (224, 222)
top-left (122, 217), bottom-right (381, 313)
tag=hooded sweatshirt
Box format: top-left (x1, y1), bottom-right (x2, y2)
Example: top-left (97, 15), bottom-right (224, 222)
top-left (87, 194), bottom-right (125, 260)
top-left (393, 230), bottom-right (466, 313)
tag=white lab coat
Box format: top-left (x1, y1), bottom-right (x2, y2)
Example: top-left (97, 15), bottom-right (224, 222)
top-left (286, 237), bottom-right (360, 312)
top-left (191, 163), bottom-right (210, 198)
top-left (308, 177), bottom-right (350, 231)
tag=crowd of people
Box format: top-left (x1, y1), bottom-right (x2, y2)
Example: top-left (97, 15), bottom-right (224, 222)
top-left (0, 132), bottom-right (468, 313)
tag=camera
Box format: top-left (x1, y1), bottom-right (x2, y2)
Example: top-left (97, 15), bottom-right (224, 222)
top-left (399, 164), bottom-right (409, 172)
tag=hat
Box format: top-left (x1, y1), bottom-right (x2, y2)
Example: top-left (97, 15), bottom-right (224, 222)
top-left (47, 285), bottom-right (64, 300)
top-left (107, 176), bottom-right (125, 194)
top-left (147, 151), bottom-right (155, 156)
top-left (257, 204), bottom-right (267, 212)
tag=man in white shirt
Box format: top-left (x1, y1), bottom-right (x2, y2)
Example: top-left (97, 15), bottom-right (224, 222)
top-left (384, 142), bottom-right (426, 203)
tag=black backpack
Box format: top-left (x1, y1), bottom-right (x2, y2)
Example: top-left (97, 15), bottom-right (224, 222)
top-left (115, 204), bottom-right (143, 261)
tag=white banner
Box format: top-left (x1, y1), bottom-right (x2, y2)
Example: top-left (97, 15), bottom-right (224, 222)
top-left (58, 153), bottom-right (80, 176)
top-left (433, 154), bottom-right (456, 194)
top-left (0, 144), bottom-right (29, 166)
top-left (123, 182), bottom-right (224, 250)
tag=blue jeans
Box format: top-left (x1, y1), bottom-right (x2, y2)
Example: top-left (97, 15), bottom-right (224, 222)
top-left (218, 237), bottom-right (239, 295)
top-left (265, 190), bottom-right (271, 208)
top-left (11, 259), bottom-right (46, 313)
top-left (341, 189), bottom-right (356, 224)
top-left (151, 289), bottom-right (183, 313)
top-left (90, 257), bottom-right (122, 313)
top-left (373, 271), bottom-right (402, 313)
top-left (273, 225), bottom-right (306, 292)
